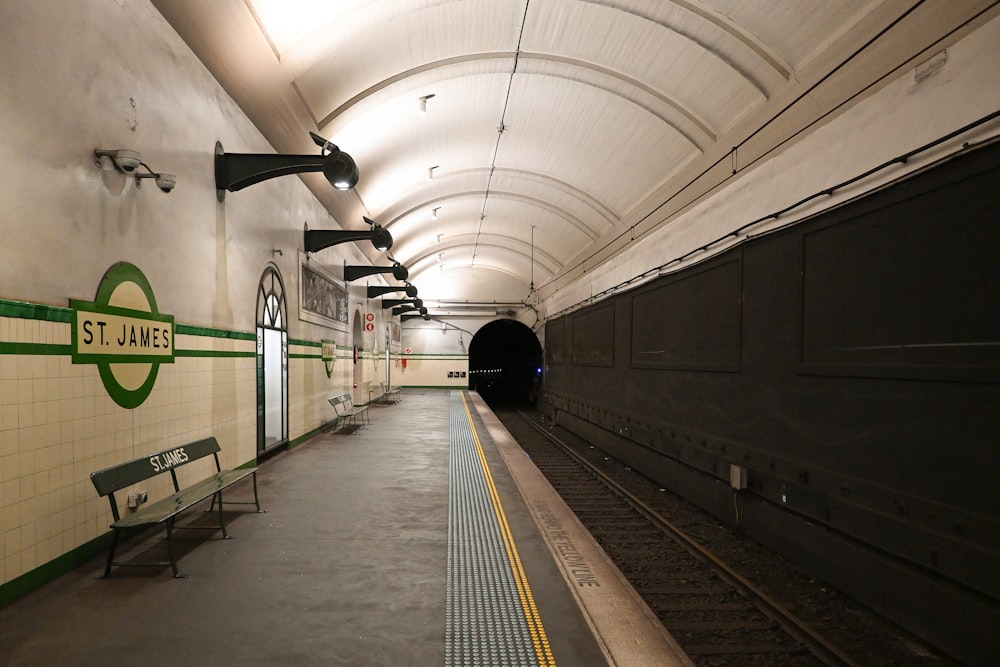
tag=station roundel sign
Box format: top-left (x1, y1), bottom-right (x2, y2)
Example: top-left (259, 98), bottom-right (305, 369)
top-left (70, 262), bottom-right (175, 408)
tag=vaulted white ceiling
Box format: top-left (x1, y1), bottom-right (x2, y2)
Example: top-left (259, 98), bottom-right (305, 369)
top-left (153, 0), bottom-right (994, 311)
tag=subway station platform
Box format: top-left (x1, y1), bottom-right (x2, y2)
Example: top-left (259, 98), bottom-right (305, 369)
top-left (0, 390), bottom-right (690, 667)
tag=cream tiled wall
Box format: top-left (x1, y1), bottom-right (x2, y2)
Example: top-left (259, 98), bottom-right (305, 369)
top-left (0, 309), bottom-right (280, 586)
top-left (0, 0), bottom-right (394, 597)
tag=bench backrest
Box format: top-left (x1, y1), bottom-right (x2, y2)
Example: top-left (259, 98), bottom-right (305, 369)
top-left (329, 393), bottom-right (354, 417)
top-left (91, 437), bottom-right (222, 498)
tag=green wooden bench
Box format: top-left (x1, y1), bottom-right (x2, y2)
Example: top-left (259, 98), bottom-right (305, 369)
top-left (327, 392), bottom-right (369, 433)
top-left (90, 437), bottom-right (263, 578)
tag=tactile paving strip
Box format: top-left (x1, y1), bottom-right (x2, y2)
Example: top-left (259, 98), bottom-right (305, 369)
top-left (445, 391), bottom-right (555, 667)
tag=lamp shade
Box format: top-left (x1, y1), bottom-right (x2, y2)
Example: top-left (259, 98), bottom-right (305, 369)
top-left (371, 226), bottom-right (394, 252)
top-left (323, 149), bottom-right (359, 191)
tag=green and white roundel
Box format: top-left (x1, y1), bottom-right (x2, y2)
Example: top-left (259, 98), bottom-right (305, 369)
top-left (71, 262), bottom-right (174, 408)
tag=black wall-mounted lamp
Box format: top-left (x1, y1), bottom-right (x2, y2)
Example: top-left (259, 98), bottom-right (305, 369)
top-left (382, 298), bottom-right (423, 310)
top-left (305, 217), bottom-right (393, 254)
top-left (367, 283), bottom-right (418, 299)
top-left (401, 314), bottom-right (430, 322)
top-left (345, 255), bottom-right (407, 281)
top-left (215, 132), bottom-right (359, 201)
top-left (392, 305), bottom-right (427, 317)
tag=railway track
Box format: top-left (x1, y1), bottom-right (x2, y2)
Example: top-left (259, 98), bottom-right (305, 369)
top-left (497, 408), bottom-right (859, 667)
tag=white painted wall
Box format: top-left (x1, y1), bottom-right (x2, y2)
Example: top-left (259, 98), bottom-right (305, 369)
top-left (0, 0), bottom-right (389, 587)
top-left (542, 14), bottom-right (1000, 318)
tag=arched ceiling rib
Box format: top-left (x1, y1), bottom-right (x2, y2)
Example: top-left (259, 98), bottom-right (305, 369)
top-left (384, 189), bottom-right (603, 241)
top-left (316, 52), bottom-right (723, 146)
top-left (589, 0), bottom-right (792, 80)
top-left (405, 234), bottom-right (561, 278)
top-left (152, 0), bottom-right (996, 311)
top-left (379, 167), bottom-right (619, 230)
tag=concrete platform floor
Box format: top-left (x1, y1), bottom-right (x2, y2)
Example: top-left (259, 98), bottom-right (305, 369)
top-left (0, 389), bottom-right (686, 666)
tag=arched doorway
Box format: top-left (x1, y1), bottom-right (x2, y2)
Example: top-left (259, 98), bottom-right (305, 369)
top-left (256, 264), bottom-right (288, 454)
top-left (469, 319), bottom-right (543, 405)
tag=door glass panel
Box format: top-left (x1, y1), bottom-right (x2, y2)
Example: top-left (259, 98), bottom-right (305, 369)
top-left (263, 326), bottom-right (283, 447)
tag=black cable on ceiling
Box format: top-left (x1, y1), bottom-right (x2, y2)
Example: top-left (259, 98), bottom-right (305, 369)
top-left (539, 0), bottom-right (1000, 296)
top-left (472, 0), bottom-right (531, 266)
top-left (547, 112), bottom-right (1000, 321)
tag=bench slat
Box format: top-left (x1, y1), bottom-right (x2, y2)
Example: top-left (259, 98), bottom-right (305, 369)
top-left (110, 468), bottom-right (257, 529)
top-left (91, 437), bottom-right (221, 496)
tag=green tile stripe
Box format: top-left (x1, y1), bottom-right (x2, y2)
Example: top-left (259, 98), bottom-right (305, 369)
top-left (175, 323), bottom-right (255, 341)
top-left (0, 533), bottom-right (111, 608)
top-left (0, 342), bottom-right (72, 355)
top-left (175, 349), bottom-right (256, 358)
top-left (0, 298), bottom-right (377, 362)
top-left (288, 338), bottom-right (322, 348)
top-left (0, 299), bottom-right (73, 322)
top-left (403, 353), bottom-right (470, 358)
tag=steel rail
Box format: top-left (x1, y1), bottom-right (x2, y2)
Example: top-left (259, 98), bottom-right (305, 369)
top-left (515, 411), bottom-right (860, 667)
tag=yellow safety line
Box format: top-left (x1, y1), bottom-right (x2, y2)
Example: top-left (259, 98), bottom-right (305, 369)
top-left (460, 391), bottom-right (557, 667)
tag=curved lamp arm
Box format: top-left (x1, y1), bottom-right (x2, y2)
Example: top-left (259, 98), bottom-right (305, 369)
top-left (344, 261), bottom-right (407, 282)
top-left (367, 284), bottom-right (418, 298)
top-left (392, 305), bottom-right (427, 317)
top-left (381, 298), bottom-right (423, 309)
top-left (306, 226), bottom-right (393, 254)
top-left (214, 139), bottom-right (359, 201)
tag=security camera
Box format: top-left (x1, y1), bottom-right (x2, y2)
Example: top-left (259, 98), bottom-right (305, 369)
top-left (154, 173), bottom-right (176, 193)
top-left (135, 171), bottom-right (176, 193)
top-left (94, 149), bottom-right (142, 173)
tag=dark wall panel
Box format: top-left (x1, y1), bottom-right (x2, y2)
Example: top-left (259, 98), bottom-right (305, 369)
top-left (801, 170), bottom-right (1000, 382)
top-left (631, 257), bottom-right (742, 371)
top-left (572, 302), bottom-right (614, 367)
top-left (544, 316), bottom-right (567, 366)
top-left (540, 141), bottom-right (1000, 664)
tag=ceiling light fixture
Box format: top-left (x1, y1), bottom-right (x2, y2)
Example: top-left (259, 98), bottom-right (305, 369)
top-left (214, 132), bottom-right (359, 201)
top-left (418, 93), bottom-right (436, 115)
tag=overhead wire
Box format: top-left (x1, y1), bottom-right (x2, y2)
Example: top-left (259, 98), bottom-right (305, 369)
top-left (472, 0), bottom-right (531, 266)
top-left (538, 0), bottom-right (1000, 307)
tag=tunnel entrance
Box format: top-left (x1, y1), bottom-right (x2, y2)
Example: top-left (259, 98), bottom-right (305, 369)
top-left (468, 319), bottom-right (542, 406)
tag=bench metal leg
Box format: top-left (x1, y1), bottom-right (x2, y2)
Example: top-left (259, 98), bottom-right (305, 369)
top-left (208, 473), bottom-right (266, 514)
top-left (165, 517), bottom-right (186, 578)
top-left (101, 530), bottom-right (120, 578)
top-left (251, 471), bottom-right (263, 513)
top-left (215, 491), bottom-right (231, 539)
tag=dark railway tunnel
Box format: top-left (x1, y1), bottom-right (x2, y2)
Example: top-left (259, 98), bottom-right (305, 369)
top-left (468, 319), bottom-right (543, 407)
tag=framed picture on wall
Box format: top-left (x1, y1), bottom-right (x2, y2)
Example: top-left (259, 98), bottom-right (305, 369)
top-left (299, 256), bottom-right (348, 331)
